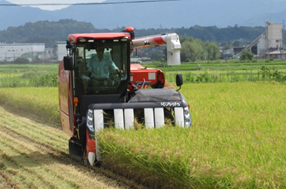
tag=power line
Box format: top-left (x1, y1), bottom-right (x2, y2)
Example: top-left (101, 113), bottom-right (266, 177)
top-left (0, 0), bottom-right (185, 7)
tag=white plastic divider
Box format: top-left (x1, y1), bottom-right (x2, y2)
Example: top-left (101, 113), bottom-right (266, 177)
top-left (94, 107), bottom-right (184, 129)
top-left (124, 108), bottom-right (134, 129)
top-left (144, 108), bottom-right (155, 128)
top-left (114, 109), bottom-right (124, 130)
top-left (95, 138), bottom-right (101, 161)
top-left (94, 109), bottom-right (104, 132)
top-left (93, 109), bottom-right (104, 162)
top-left (154, 107), bottom-right (164, 128)
top-left (174, 107), bottom-right (184, 127)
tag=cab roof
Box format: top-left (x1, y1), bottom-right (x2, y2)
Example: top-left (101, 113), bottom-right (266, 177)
top-left (68, 33), bottom-right (131, 43)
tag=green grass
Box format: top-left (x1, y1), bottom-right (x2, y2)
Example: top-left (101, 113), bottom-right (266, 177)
top-left (143, 60), bottom-right (286, 72)
top-left (141, 61), bottom-right (286, 83)
top-left (0, 64), bottom-right (59, 87)
top-left (1, 62), bottom-right (286, 87)
top-left (0, 63), bottom-right (59, 74)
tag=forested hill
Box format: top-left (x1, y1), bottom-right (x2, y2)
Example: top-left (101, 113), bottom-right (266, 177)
top-left (0, 19), bottom-right (267, 48)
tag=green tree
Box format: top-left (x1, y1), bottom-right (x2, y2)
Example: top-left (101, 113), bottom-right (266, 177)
top-left (14, 57), bottom-right (30, 64)
top-left (206, 41), bottom-right (220, 60)
top-left (150, 50), bottom-right (164, 61)
top-left (240, 49), bottom-right (253, 61)
top-left (233, 40), bottom-right (242, 47)
top-left (181, 40), bottom-right (191, 62)
top-left (181, 37), bottom-right (204, 62)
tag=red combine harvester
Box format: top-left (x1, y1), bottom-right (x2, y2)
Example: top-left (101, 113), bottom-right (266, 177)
top-left (129, 64), bottom-right (165, 93)
top-left (58, 27), bottom-right (191, 166)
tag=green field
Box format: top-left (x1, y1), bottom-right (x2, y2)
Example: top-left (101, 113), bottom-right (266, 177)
top-left (0, 81), bottom-right (285, 188)
top-left (0, 63), bottom-right (58, 87)
top-left (0, 61), bottom-right (286, 88)
top-left (145, 61), bottom-right (286, 83)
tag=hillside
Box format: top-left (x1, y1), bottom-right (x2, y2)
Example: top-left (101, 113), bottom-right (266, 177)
top-left (0, 19), bottom-right (268, 48)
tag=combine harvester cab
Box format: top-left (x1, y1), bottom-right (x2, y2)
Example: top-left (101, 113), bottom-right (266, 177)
top-left (58, 27), bottom-right (191, 166)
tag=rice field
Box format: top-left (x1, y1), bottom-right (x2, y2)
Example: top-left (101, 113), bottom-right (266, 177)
top-left (98, 82), bottom-right (286, 188)
top-left (0, 87), bottom-right (59, 125)
top-left (0, 62), bottom-right (286, 88)
top-left (0, 64), bottom-right (58, 87)
top-left (0, 81), bottom-right (285, 188)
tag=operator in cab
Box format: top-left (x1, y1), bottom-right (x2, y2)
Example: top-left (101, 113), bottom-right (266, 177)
top-left (87, 46), bottom-right (123, 86)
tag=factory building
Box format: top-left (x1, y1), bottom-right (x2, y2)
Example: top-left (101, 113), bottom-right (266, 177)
top-left (0, 43), bottom-right (45, 61)
top-left (0, 41), bottom-right (67, 62)
top-left (53, 41), bottom-right (66, 61)
top-left (239, 21), bottom-right (284, 58)
top-left (257, 21), bottom-right (283, 57)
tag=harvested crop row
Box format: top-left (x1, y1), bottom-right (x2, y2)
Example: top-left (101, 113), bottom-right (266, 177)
top-left (0, 168), bottom-right (19, 189)
top-left (0, 113), bottom-right (68, 152)
top-left (0, 106), bottom-right (139, 189)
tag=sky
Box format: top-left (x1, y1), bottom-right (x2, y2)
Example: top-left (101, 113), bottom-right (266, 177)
top-left (6, 0), bottom-right (105, 11)
top-left (7, 0), bottom-right (286, 11)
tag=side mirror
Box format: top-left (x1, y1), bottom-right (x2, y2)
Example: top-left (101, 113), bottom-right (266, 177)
top-left (64, 56), bottom-right (74, 70)
top-left (176, 73), bottom-right (183, 87)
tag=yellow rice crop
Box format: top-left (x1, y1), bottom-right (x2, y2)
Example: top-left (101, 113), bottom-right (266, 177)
top-left (99, 82), bottom-right (286, 188)
top-left (0, 82), bottom-right (286, 188)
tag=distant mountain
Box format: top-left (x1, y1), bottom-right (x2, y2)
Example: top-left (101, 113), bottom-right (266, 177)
top-left (1, 0), bottom-right (286, 30)
top-left (0, 19), bottom-right (268, 48)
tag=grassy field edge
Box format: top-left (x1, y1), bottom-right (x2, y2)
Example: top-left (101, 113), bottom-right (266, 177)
top-left (0, 87), bottom-right (60, 126)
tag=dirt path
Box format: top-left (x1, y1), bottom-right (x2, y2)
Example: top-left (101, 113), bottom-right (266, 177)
top-left (0, 105), bottom-right (147, 189)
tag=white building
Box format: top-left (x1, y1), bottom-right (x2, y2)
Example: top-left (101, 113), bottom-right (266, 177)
top-left (45, 48), bottom-right (54, 60)
top-left (240, 21), bottom-right (284, 58)
top-left (266, 22), bottom-right (283, 49)
top-left (0, 43), bottom-right (45, 61)
top-left (257, 21), bottom-right (283, 57)
top-left (54, 41), bottom-right (66, 61)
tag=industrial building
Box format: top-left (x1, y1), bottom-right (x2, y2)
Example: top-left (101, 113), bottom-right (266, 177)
top-left (0, 43), bottom-right (45, 61)
top-left (53, 41), bottom-right (66, 61)
top-left (238, 21), bottom-right (284, 58)
top-left (0, 41), bottom-right (67, 62)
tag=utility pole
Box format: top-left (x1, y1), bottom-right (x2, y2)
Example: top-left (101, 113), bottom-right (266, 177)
top-left (282, 20), bottom-right (285, 60)
top-left (204, 36), bottom-right (207, 62)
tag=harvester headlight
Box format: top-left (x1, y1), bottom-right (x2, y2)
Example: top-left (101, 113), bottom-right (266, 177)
top-left (184, 106), bottom-right (192, 128)
top-left (78, 38), bottom-right (86, 42)
top-left (121, 37), bottom-right (128, 42)
top-left (87, 109), bottom-right (93, 119)
top-left (87, 109), bottom-right (94, 132)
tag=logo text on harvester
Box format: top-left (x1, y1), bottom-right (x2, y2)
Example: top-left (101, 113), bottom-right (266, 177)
top-left (161, 102), bottom-right (181, 107)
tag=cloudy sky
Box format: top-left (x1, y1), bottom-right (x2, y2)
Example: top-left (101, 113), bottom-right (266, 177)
top-left (6, 0), bottom-right (105, 11)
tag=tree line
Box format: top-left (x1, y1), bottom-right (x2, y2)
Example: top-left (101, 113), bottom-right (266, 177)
top-left (0, 19), bottom-right (270, 47)
top-left (180, 36), bottom-right (220, 62)
top-left (0, 19), bottom-right (276, 62)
